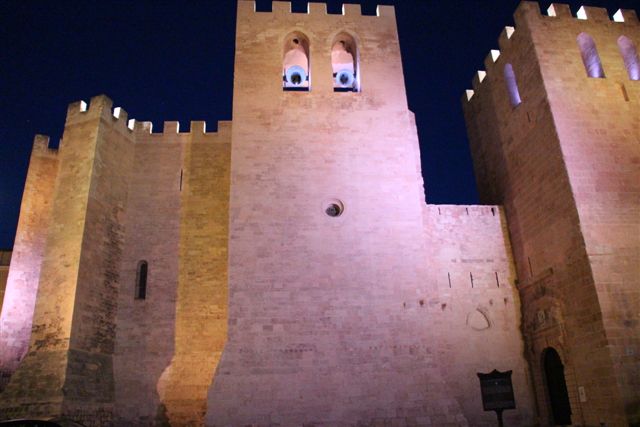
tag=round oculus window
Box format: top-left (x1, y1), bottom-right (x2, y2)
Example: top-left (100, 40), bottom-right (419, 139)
top-left (323, 199), bottom-right (344, 218)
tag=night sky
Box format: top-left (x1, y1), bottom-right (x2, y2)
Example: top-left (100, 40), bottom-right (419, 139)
top-left (0, 0), bottom-right (636, 249)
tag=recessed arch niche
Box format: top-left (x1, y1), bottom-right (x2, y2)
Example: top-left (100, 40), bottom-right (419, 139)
top-left (283, 31), bottom-right (310, 90)
top-left (331, 32), bottom-right (359, 92)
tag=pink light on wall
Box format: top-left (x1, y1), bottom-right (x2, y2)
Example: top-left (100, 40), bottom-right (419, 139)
top-left (0, 251), bottom-right (40, 371)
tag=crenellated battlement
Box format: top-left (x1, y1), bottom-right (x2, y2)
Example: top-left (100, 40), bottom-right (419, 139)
top-left (64, 95), bottom-right (231, 143)
top-left (31, 135), bottom-right (58, 155)
top-left (511, 1), bottom-right (638, 25)
top-left (65, 95), bottom-right (135, 134)
top-left (463, 1), bottom-right (639, 103)
top-left (133, 120), bottom-right (232, 142)
top-left (238, 0), bottom-right (395, 18)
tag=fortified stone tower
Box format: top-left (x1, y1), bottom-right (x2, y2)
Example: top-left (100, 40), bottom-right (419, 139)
top-left (205, 1), bottom-right (465, 424)
top-left (463, 2), bottom-right (639, 425)
top-left (6, 0), bottom-right (612, 425)
top-left (0, 97), bottom-right (231, 426)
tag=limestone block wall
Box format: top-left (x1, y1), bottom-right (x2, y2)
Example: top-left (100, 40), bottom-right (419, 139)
top-left (423, 204), bottom-right (535, 427)
top-left (525, 5), bottom-right (640, 421)
top-left (207, 2), bottom-right (466, 425)
top-left (158, 121), bottom-right (231, 426)
top-left (0, 139), bottom-right (58, 391)
top-left (463, 2), bottom-right (638, 425)
top-left (112, 119), bottom-right (230, 427)
top-left (112, 122), bottom-right (185, 426)
top-left (0, 95), bottom-right (135, 424)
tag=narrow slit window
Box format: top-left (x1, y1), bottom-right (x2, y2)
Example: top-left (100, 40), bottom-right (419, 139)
top-left (332, 32), bottom-right (359, 92)
top-left (283, 32), bottom-right (310, 91)
top-left (504, 63), bottom-right (522, 106)
top-left (135, 260), bottom-right (148, 300)
top-left (617, 36), bottom-right (640, 81)
top-left (577, 33), bottom-right (605, 78)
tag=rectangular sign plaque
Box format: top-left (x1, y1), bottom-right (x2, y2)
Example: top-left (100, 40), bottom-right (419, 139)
top-left (477, 369), bottom-right (516, 426)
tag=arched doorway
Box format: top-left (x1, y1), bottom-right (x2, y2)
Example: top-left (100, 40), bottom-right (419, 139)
top-left (543, 348), bottom-right (572, 425)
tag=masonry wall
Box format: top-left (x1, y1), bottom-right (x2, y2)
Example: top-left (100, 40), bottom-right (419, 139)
top-left (463, 2), bottom-right (639, 425)
top-left (0, 96), bottom-right (135, 425)
top-left (111, 120), bottom-right (231, 427)
top-left (527, 5), bottom-right (640, 423)
top-left (207, 2), bottom-right (467, 425)
top-left (158, 121), bottom-right (231, 427)
top-left (0, 139), bottom-right (58, 392)
top-left (112, 123), bottom-right (184, 427)
top-left (423, 205), bottom-right (535, 426)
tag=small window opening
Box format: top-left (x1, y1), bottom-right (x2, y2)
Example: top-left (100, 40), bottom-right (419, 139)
top-left (504, 63), bottom-right (522, 106)
top-left (323, 199), bottom-right (344, 217)
top-left (283, 32), bottom-right (310, 91)
top-left (619, 83), bottom-right (630, 102)
top-left (326, 204), bottom-right (342, 217)
top-left (135, 261), bottom-right (148, 300)
top-left (617, 36), bottom-right (640, 81)
top-left (577, 33), bottom-right (605, 78)
top-left (332, 33), bottom-right (359, 92)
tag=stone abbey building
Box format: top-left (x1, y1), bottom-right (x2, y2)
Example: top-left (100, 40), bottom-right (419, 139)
top-left (0, 1), bottom-right (638, 426)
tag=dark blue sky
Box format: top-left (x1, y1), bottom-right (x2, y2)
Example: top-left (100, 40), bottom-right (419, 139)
top-left (0, 0), bottom-right (636, 249)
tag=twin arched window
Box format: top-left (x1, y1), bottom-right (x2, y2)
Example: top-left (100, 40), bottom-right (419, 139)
top-left (498, 34), bottom-right (638, 106)
top-left (577, 33), bottom-right (640, 81)
top-left (283, 31), bottom-right (359, 92)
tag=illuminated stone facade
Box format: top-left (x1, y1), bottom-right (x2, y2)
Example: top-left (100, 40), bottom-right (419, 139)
top-left (463, 3), bottom-right (639, 426)
top-left (0, 1), bottom-right (637, 426)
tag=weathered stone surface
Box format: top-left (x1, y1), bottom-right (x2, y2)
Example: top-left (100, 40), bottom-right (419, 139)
top-left (0, 138), bottom-right (58, 390)
top-left (1, 1), bottom-right (636, 426)
top-left (464, 3), bottom-right (639, 425)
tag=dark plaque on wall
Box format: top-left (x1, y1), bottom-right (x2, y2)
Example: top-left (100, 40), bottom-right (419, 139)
top-left (477, 369), bottom-right (515, 426)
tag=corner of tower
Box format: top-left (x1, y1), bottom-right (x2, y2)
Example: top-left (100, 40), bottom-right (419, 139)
top-left (64, 94), bottom-right (113, 125)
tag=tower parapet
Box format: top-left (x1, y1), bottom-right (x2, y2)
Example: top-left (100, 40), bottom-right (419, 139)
top-left (239, 0), bottom-right (394, 18)
top-left (465, 2), bottom-right (638, 103)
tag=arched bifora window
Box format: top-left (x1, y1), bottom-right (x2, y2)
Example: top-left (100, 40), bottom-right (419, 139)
top-left (283, 32), bottom-right (310, 91)
top-left (504, 64), bottom-right (522, 106)
top-left (332, 32), bottom-right (359, 92)
top-left (577, 33), bottom-right (605, 78)
top-left (617, 36), bottom-right (640, 81)
top-left (135, 260), bottom-right (148, 300)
